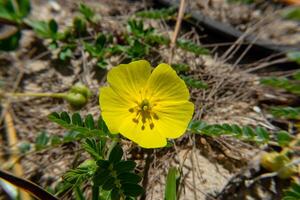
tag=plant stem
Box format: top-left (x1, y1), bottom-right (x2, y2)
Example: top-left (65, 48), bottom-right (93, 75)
top-left (5, 92), bottom-right (67, 99)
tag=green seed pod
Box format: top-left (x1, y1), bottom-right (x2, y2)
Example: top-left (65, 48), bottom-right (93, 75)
top-left (278, 165), bottom-right (297, 179)
top-left (64, 92), bottom-right (87, 109)
top-left (70, 83), bottom-right (92, 98)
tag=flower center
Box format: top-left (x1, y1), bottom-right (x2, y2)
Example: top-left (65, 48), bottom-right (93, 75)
top-left (129, 99), bottom-right (159, 131)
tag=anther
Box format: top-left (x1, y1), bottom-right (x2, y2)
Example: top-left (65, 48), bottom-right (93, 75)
top-left (132, 118), bottom-right (139, 123)
top-left (128, 108), bottom-right (134, 113)
top-left (153, 113), bottom-right (159, 120)
top-left (150, 123), bottom-right (154, 130)
top-left (141, 125), bottom-right (145, 130)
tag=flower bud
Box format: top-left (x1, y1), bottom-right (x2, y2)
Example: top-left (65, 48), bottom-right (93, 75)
top-left (64, 92), bottom-right (87, 109)
top-left (260, 152), bottom-right (296, 179)
top-left (278, 165), bottom-right (297, 179)
top-left (70, 83), bottom-right (92, 98)
top-left (260, 152), bottom-right (289, 172)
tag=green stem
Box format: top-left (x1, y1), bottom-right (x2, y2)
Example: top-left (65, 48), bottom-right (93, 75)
top-left (106, 139), bottom-right (119, 160)
top-left (92, 184), bottom-right (99, 200)
top-left (6, 92), bottom-right (67, 99)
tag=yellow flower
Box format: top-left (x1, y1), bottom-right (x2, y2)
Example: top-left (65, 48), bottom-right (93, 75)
top-left (99, 60), bottom-right (194, 148)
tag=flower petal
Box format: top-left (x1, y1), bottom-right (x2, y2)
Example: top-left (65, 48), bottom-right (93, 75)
top-left (118, 117), bottom-right (167, 148)
top-left (153, 101), bottom-right (194, 138)
top-left (99, 87), bottom-right (136, 133)
top-left (107, 60), bottom-right (152, 102)
top-left (145, 63), bottom-right (189, 103)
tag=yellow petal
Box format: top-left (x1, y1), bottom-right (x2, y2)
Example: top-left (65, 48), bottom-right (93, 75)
top-left (119, 118), bottom-right (167, 148)
top-left (107, 60), bottom-right (152, 102)
top-left (145, 63), bottom-right (189, 102)
top-left (99, 87), bottom-right (136, 133)
top-left (154, 101), bottom-right (194, 138)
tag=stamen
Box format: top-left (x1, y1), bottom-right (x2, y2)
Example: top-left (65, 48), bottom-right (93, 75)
top-left (131, 98), bottom-right (160, 131)
top-left (132, 118), bottom-right (139, 123)
top-left (150, 123), bottom-right (154, 130)
top-left (142, 116), bottom-right (146, 123)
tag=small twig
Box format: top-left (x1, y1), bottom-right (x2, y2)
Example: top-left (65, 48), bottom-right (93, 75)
top-left (140, 149), bottom-right (154, 200)
top-left (246, 57), bottom-right (288, 73)
top-left (168, 0), bottom-right (186, 64)
top-left (3, 107), bottom-right (31, 200)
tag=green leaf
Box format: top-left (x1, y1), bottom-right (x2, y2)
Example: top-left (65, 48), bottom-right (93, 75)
top-left (26, 19), bottom-right (59, 40)
top-left (122, 183), bottom-right (144, 197)
top-left (82, 138), bottom-right (104, 160)
top-left (109, 144), bottom-right (123, 164)
top-left (136, 7), bottom-right (177, 19)
top-left (144, 34), bottom-right (170, 45)
top-left (59, 47), bottom-right (73, 61)
top-left (64, 166), bottom-right (93, 185)
top-left (189, 120), bottom-right (270, 143)
top-left (63, 131), bottom-right (79, 142)
top-left (95, 34), bottom-right (106, 51)
top-left (85, 114), bottom-right (95, 130)
top-left (79, 3), bottom-right (95, 22)
top-left (282, 7), bottom-right (300, 21)
top-left (181, 75), bottom-right (208, 89)
top-left (18, 0), bottom-right (31, 19)
top-left (48, 112), bottom-right (105, 138)
top-left (72, 113), bottom-right (83, 127)
top-left (271, 106), bottom-right (300, 120)
top-left (242, 126), bottom-right (255, 139)
top-left (73, 17), bottom-right (87, 36)
top-left (96, 160), bottom-right (110, 168)
top-left (60, 112), bottom-right (71, 124)
top-left (293, 71), bottom-right (300, 80)
top-left (18, 142), bottom-right (31, 153)
top-left (49, 19), bottom-right (58, 33)
top-left (276, 131), bottom-right (293, 147)
top-left (35, 131), bottom-right (49, 150)
top-left (255, 127), bottom-right (269, 142)
top-left (50, 135), bottom-right (62, 145)
top-left (260, 76), bottom-right (300, 95)
top-left (110, 188), bottom-right (121, 200)
top-left (127, 40), bottom-right (148, 58)
top-left (114, 161), bottom-right (136, 174)
top-left (176, 39), bottom-right (210, 55)
top-left (171, 63), bottom-right (190, 73)
top-left (102, 177), bottom-right (115, 190)
top-left (283, 182), bottom-right (300, 200)
top-left (165, 167), bottom-right (178, 200)
top-left (287, 51), bottom-right (300, 64)
top-left (0, 29), bottom-right (21, 51)
top-left (0, 0), bottom-right (30, 21)
top-left (118, 173), bottom-right (142, 184)
top-left (0, 0), bottom-right (16, 21)
top-left (93, 169), bottom-right (111, 187)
